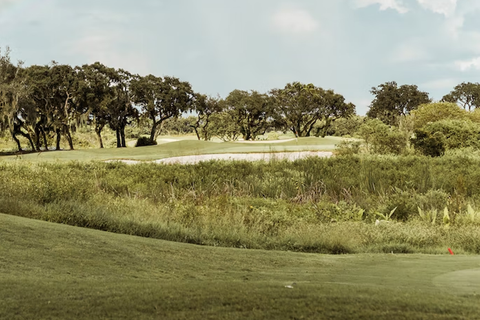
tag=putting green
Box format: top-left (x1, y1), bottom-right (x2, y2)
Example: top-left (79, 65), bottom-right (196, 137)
top-left (434, 269), bottom-right (480, 295)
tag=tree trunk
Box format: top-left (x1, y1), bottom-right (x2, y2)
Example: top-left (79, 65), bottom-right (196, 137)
top-left (202, 118), bottom-right (211, 141)
top-left (116, 128), bottom-right (121, 148)
top-left (192, 126), bottom-right (200, 140)
top-left (11, 132), bottom-right (22, 152)
top-left (96, 130), bottom-right (104, 149)
top-left (65, 127), bottom-right (74, 150)
top-left (42, 129), bottom-right (49, 151)
top-left (293, 123), bottom-right (301, 138)
top-left (321, 118), bottom-right (333, 138)
top-left (95, 124), bottom-right (105, 149)
top-left (56, 129), bottom-right (61, 150)
top-left (149, 120), bottom-right (158, 143)
top-left (34, 127), bottom-right (42, 151)
top-left (121, 126), bottom-right (126, 148)
top-left (18, 130), bottom-right (36, 152)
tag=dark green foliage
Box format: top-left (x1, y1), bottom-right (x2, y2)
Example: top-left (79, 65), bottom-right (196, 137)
top-left (327, 115), bottom-right (364, 137)
top-left (209, 112), bottom-right (242, 141)
top-left (367, 81), bottom-right (431, 125)
top-left (442, 82), bottom-right (480, 111)
top-left (411, 129), bottom-right (446, 157)
top-left (135, 136), bottom-right (158, 147)
top-left (161, 116), bottom-right (196, 135)
top-left (271, 82), bottom-right (355, 138)
top-left (412, 120), bottom-right (480, 156)
top-left (189, 95), bottom-right (223, 140)
top-left (424, 120), bottom-right (480, 150)
top-left (224, 90), bottom-right (274, 141)
top-left (130, 74), bottom-right (194, 142)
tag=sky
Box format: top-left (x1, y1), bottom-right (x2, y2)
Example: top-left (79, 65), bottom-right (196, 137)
top-left (1, 0), bottom-right (480, 115)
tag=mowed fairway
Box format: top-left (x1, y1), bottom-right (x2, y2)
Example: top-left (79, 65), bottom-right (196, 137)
top-left (0, 136), bottom-right (342, 162)
top-left (1, 214), bottom-right (480, 319)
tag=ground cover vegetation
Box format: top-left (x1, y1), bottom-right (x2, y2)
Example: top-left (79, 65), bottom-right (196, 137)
top-left (2, 154), bottom-right (480, 254)
top-left (2, 213), bottom-right (480, 319)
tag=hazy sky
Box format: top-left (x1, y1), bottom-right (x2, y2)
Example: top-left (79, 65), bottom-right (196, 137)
top-left (1, 0), bottom-right (480, 115)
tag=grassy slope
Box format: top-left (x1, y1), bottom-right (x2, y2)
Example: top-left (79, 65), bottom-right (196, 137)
top-left (1, 213), bottom-right (480, 319)
top-left (0, 137), bottom-right (341, 162)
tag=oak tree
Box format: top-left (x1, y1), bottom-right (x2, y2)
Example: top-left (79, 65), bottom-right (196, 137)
top-left (367, 81), bottom-right (430, 126)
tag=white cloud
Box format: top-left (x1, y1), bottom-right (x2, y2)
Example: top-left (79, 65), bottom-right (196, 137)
top-left (0, 0), bottom-right (19, 12)
top-left (455, 57), bottom-right (480, 71)
top-left (417, 0), bottom-right (457, 17)
top-left (390, 40), bottom-right (430, 63)
top-left (68, 31), bottom-right (149, 75)
top-left (271, 5), bottom-right (319, 35)
top-left (353, 0), bottom-right (409, 14)
top-left (434, 1), bottom-right (480, 38)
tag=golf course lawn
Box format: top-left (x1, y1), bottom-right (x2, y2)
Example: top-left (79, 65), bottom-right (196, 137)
top-left (0, 136), bottom-right (343, 162)
top-left (1, 213), bottom-right (479, 319)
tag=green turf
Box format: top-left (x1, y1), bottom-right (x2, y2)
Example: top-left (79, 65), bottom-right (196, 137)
top-left (0, 137), bottom-right (340, 162)
top-left (1, 213), bottom-right (479, 319)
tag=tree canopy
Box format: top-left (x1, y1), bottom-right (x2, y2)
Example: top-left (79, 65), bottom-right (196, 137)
top-left (442, 82), bottom-right (480, 111)
top-left (271, 82), bottom-right (355, 138)
top-left (367, 81), bottom-right (431, 126)
top-left (131, 75), bottom-right (194, 143)
top-left (223, 90), bottom-right (273, 141)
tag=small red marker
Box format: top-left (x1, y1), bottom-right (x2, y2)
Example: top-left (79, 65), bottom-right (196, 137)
top-left (448, 248), bottom-right (454, 255)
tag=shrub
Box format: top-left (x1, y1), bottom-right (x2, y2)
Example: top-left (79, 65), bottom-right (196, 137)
top-left (328, 116), bottom-right (364, 137)
top-left (135, 137), bottom-right (157, 147)
top-left (358, 119), bottom-right (407, 155)
top-left (421, 119), bottom-right (480, 150)
top-left (335, 140), bottom-right (361, 156)
top-left (411, 129), bottom-right (446, 157)
top-left (411, 102), bottom-right (468, 129)
top-left (267, 131), bottom-right (280, 141)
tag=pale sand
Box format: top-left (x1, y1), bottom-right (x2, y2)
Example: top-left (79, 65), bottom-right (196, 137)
top-left (109, 151), bottom-right (333, 165)
top-left (233, 139), bottom-right (296, 144)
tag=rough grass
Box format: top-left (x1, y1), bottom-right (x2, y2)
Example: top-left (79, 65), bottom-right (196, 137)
top-left (2, 156), bottom-right (480, 254)
top-left (1, 213), bottom-right (480, 320)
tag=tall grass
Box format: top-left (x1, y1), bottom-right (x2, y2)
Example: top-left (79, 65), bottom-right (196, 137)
top-left (2, 154), bottom-right (480, 253)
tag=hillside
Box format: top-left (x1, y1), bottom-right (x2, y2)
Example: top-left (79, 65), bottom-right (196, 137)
top-left (1, 213), bottom-right (479, 319)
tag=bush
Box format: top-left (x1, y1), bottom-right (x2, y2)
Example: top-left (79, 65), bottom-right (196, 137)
top-left (411, 129), bottom-right (446, 157)
top-left (267, 131), bottom-right (280, 141)
top-left (411, 102), bottom-right (468, 129)
top-left (335, 140), bottom-right (361, 156)
top-left (135, 137), bottom-right (157, 147)
top-left (328, 116), bottom-right (364, 137)
top-left (358, 119), bottom-right (407, 155)
top-left (421, 119), bottom-right (480, 150)
top-left (162, 117), bottom-right (196, 135)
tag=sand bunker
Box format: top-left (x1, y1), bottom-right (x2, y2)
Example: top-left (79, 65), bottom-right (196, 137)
top-left (234, 139), bottom-right (296, 144)
top-left (111, 151), bottom-right (333, 165)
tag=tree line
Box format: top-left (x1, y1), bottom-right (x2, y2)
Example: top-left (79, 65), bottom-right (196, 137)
top-left (335, 80), bottom-right (480, 157)
top-left (2, 46), bottom-right (479, 153)
top-left (0, 47), bottom-right (355, 151)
